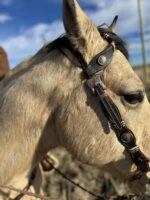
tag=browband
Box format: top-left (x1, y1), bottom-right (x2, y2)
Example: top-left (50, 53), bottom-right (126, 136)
top-left (85, 44), bottom-right (114, 77)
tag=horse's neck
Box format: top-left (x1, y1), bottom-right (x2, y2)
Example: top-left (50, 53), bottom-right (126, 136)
top-left (0, 49), bottom-right (82, 185)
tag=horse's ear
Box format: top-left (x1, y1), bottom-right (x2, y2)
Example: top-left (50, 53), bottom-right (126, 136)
top-left (63, 0), bottom-right (98, 48)
top-left (109, 16), bottom-right (118, 33)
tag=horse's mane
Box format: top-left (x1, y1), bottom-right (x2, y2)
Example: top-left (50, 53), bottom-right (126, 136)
top-left (98, 27), bottom-right (129, 59)
top-left (44, 28), bottom-right (129, 60)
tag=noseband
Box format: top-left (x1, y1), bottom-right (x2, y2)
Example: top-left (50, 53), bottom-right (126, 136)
top-left (59, 31), bottom-right (150, 180)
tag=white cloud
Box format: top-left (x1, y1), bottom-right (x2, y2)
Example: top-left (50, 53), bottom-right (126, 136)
top-left (129, 40), bottom-right (150, 54)
top-left (0, 14), bottom-right (12, 23)
top-left (0, 0), bottom-right (14, 6)
top-left (0, 0), bottom-right (150, 67)
top-left (81, 0), bottom-right (150, 35)
top-left (0, 21), bottom-right (64, 67)
top-left (80, 0), bottom-right (150, 65)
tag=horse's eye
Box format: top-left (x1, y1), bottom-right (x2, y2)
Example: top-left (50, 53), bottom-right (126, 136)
top-left (123, 91), bottom-right (144, 104)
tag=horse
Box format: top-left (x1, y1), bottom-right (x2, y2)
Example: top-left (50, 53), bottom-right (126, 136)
top-left (0, 47), bottom-right (9, 80)
top-left (0, 0), bottom-right (150, 198)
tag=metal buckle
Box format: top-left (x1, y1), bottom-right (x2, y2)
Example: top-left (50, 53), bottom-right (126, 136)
top-left (86, 75), bottom-right (105, 94)
top-left (129, 146), bottom-right (140, 153)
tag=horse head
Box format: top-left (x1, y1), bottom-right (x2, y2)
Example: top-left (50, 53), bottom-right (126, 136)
top-left (0, 0), bottom-right (149, 197)
top-left (56, 0), bottom-right (150, 194)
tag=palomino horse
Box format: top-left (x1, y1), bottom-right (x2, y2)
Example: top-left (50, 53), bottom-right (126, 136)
top-left (0, 0), bottom-right (150, 198)
top-left (0, 47), bottom-right (9, 80)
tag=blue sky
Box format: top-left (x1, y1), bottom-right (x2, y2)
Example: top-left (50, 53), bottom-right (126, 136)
top-left (0, 0), bottom-right (150, 68)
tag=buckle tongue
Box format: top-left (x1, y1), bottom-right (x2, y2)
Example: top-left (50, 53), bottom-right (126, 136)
top-left (86, 75), bottom-right (105, 94)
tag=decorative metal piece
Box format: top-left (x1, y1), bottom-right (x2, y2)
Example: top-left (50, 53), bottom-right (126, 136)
top-left (103, 33), bottom-right (110, 39)
top-left (98, 55), bottom-right (107, 66)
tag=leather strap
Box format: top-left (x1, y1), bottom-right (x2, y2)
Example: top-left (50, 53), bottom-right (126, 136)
top-left (85, 45), bottom-right (114, 77)
top-left (87, 74), bottom-right (150, 176)
top-left (59, 37), bottom-right (150, 179)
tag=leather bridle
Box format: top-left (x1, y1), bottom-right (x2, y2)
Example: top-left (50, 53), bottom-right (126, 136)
top-left (59, 31), bottom-right (150, 180)
top-left (9, 29), bottom-right (150, 200)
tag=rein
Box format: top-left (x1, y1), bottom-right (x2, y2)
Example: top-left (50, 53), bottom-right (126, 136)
top-left (59, 32), bottom-right (150, 180)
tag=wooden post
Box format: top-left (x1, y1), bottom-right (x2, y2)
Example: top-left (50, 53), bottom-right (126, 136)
top-left (137, 0), bottom-right (147, 85)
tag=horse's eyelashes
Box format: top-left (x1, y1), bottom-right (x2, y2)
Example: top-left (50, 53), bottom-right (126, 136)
top-left (123, 92), bottom-right (145, 104)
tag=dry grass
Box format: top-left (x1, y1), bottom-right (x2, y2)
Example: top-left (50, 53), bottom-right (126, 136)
top-left (42, 148), bottom-right (150, 200)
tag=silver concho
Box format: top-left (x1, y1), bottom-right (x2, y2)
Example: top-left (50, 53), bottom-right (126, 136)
top-left (98, 55), bottom-right (107, 66)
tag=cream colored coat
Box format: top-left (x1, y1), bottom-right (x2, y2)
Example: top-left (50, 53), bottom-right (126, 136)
top-left (0, 0), bottom-right (149, 199)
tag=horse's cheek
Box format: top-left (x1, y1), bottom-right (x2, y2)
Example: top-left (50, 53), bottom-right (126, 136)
top-left (56, 87), bottom-right (122, 166)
